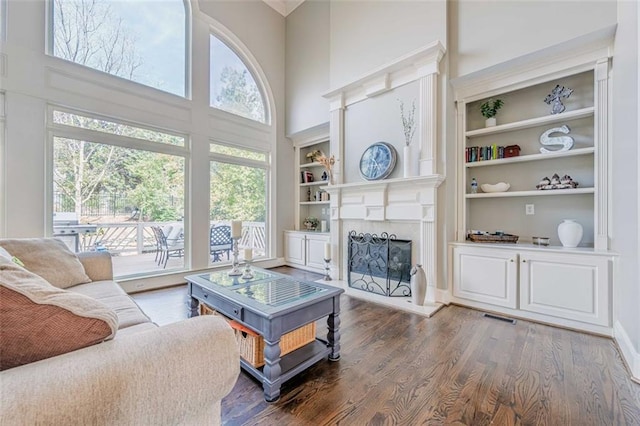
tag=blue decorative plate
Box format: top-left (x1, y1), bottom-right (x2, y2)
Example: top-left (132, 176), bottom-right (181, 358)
top-left (359, 142), bottom-right (397, 181)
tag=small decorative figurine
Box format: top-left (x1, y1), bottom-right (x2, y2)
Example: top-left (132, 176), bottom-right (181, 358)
top-left (470, 177), bottom-right (478, 194)
top-left (544, 85), bottom-right (573, 114)
top-left (536, 173), bottom-right (579, 190)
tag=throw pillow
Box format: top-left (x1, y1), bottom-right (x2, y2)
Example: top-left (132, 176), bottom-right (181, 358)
top-left (0, 238), bottom-right (91, 289)
top-left (0, 256), bottom-right (117, 370)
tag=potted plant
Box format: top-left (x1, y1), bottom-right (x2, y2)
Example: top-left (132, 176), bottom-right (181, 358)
top-left (480, 98), bottom-right (504, 127)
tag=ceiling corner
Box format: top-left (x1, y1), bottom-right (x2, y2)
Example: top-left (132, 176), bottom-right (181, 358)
top-left (262, 0), bottom-right (305, 17)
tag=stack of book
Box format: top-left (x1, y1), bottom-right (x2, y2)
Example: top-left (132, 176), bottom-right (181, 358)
top-left (301, 171), bottom-right (314, 183)
top-left (465, 145), bottom-right (505, 162)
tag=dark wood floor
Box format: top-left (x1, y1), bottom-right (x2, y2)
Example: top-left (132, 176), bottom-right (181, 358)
top-left (132, 266), bottom-right (640, 426)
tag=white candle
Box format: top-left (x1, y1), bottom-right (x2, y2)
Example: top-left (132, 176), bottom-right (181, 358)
top-left (244, 248), bottom-right (253, 261)
top-left (324, 242), bottom-right (331, 260)
top-left (231, 220), bottom-right (242, 238)
top-left (321, 220), bottom-right (327, 232)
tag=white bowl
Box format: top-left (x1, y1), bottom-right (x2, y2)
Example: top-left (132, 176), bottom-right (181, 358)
top-left (481, 182), bottom-right (510, 193)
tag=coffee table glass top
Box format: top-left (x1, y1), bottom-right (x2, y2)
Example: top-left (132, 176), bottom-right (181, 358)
top-left (233, 277), bottom-right (327, 307)
top-left (199, 269), bottom-right (276, 287)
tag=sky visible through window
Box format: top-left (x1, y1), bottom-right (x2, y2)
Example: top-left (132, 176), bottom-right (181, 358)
top-left (108, 0), bottom-right (185, 96)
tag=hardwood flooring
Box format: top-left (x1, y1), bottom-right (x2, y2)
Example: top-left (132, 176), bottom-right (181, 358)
top-left (132, 267), bottom-right (640, 425)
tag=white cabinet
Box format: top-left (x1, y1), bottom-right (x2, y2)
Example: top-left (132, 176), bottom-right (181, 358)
top-left (450, 243), bottom-right (613, 332)
top-left (519, 251), bottom-right (610, 327)
top-left (284, 231), bottom-right (329, 273)
top-left (284, 231), bottom-right (305, 266)
top-left (452, 245), bottom-right (518, 309)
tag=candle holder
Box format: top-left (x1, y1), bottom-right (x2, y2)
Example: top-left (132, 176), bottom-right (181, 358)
top-left (241, 260), bottom-right (254, 280)
top-left (228, 238), bottom-right (242, 276)
top-left (323, 258), bottom-right (332, 281)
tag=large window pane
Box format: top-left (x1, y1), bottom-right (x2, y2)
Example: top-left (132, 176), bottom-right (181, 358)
top-left (51, 0), bottom-right (187, 97)
top-left (53, 137), bottom-right (185, 277)
top-left (210, 35), bottom-right (266, 123)
top-left (210, 161), bottom-right (266, 264)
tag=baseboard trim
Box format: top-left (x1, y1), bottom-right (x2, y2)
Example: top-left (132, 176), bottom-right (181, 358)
top-left (613, 320), bottom-right (640, 383)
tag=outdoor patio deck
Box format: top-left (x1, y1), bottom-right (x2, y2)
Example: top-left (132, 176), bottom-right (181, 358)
top-left (111, 251), bottom-right (231, 278)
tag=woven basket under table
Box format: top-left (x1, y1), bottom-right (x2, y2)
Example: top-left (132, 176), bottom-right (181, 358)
top-left (199, 303), bottom-right (317, 368)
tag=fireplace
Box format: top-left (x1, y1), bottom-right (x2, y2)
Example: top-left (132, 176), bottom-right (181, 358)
top-left (347, 231), bottom-right (412, 297)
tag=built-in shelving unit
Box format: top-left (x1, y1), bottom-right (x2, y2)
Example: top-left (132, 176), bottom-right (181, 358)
top-left (285, 125), bottom-right (332, 274)
top-left (457, 66), bottom-right (600, 247)
top-left (448, 27), bottom-right (616, 334)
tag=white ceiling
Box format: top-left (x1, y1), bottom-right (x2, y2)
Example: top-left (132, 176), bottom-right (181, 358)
top-left (261, 0), bottom-right (306, 16)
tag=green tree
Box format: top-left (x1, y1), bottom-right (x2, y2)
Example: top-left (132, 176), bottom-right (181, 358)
top-left (210, 161), bottom-right (265, 223)
top-left (216, 67), bottom-right (265, 122)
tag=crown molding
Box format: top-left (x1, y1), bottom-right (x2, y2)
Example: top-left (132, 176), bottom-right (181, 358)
top-left (262, 0), bottom-right (305, 17)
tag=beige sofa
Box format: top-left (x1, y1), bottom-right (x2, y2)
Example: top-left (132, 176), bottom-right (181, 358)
top-left (0, 239), bottom-right (239, 425)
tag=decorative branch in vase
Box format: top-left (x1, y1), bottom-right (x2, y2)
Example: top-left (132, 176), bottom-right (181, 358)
top-left (316, 152), bottom-right (335, 185)
top-left (399, 99), bottom-right (416, 177)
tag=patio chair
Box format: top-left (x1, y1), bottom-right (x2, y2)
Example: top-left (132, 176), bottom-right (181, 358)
top-left (210, 225), bottom-right (232, 262)
top-left (152, 225), bottom-right (184, 268)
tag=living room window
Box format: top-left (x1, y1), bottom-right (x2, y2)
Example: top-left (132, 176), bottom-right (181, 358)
top-left (50, 108), bottom-right (188, 278)
top-left (209, 34), bottom-right (267, 123)
top-left (209, 142), bottom-right (268, 265)
top-left (49, 0), bottom-right (189, 97)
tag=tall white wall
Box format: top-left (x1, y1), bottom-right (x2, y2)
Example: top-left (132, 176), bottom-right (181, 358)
top-left (612, 0), bottom-right (640, 377)
top-left (451, 0), bottom-right (617, 77)
top-left (285, 0), bottom-right (330, 136)
top-left (329, 0), bottom-right (447, 89)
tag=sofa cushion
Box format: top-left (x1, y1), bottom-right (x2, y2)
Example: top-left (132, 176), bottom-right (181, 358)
top-left (0, 238), bottom-right (91, 289)
top-left (0, 257), bottom-right (117, 370)
top-left (71, 280), bottom-right (153, 330)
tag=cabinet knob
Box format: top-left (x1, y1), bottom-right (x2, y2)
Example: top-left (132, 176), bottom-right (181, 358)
top-left (510, 259), bottom-right (514, 262)
top-left (522, 259), bottom-right (527, 263)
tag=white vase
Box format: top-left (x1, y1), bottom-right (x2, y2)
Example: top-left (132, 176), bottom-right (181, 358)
top-left (485, 117), bottom-right (497, 127)
top-left (403, 145), bottom-right (411, 178)
top-left (410, 264), bottom-right (427, 306)
top-left (558, 219), bottom-right (583, 248)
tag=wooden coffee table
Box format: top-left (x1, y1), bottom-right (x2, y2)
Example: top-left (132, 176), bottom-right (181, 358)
top-left (185, 268), bottom-right (343, 402)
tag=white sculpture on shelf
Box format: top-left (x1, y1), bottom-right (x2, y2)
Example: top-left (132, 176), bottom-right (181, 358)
top-left (539, 125), bottom-right (574, 153)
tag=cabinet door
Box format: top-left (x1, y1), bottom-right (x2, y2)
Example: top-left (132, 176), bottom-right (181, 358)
top-left (519, 252), bottom-right (610, 326)
top-left (284, 232), bottom-right (305, 266)
top-left (452, 246), bottom-right (518, 308)
top-left (305, 234), bottom-right (329, 270)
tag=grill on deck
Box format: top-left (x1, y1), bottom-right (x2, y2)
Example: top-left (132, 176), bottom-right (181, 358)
top-left (53, 212), bottom-right (97, 252)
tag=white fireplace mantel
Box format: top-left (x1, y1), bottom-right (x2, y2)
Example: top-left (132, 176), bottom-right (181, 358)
top-left (325, 175), bottom-right (444, 222)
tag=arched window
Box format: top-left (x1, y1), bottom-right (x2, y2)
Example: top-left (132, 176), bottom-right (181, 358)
top-left (50, 0), bottom-right (188, 97)
top-left (209, 34), bottom-right (266, 123)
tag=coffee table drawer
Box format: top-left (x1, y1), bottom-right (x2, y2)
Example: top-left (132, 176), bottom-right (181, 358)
top-left (192, 285), bottom-right (243, 321)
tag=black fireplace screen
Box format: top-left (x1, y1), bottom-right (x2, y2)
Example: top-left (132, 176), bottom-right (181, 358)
top-left (347, 231), bottom-right (412, 297)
